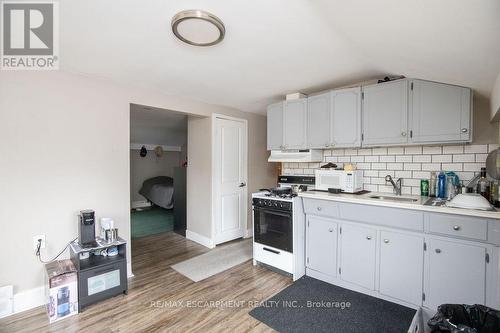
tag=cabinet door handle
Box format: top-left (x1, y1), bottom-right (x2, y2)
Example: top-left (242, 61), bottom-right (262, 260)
top-left (383, 239), bottom-right (389, 244)
top-left (317, 206), bottom-right (322, 211)
top-left (366, 236), bottom-right (372, 240)
top-left (461, 128), bottom-right (468, 133)
top-left (328, 228), bottom-right (333, 232)
top-left (435, 248), bottom-right (441, 254)
top-left (401, 131), bottom-right (407, 137)
top-left (453, 225), bottom-right (461, 231)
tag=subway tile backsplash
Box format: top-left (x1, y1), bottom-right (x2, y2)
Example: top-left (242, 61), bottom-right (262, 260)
top-left (282, 144), bottom-right (498, 195)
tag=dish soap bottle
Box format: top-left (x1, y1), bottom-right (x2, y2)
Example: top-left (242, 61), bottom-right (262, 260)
top-left (437, 172), bottom-right (446, 199)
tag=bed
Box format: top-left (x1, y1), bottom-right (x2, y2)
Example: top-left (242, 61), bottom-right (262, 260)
top-left (139, 176), bottom-right (174, 209)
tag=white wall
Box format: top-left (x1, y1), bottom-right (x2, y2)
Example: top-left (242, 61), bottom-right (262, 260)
top-left (0, 71), bottom-right (273, 309)
top-left (491, 72), bottom-right (500, 122)
top-left (130, 150), bottom-right (181, 203)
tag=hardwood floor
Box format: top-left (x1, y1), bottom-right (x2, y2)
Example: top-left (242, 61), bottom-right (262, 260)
top-left (0, 232), bottom-right (292, 333)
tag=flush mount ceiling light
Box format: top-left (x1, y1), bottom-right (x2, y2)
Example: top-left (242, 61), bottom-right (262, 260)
top-left (171, 10), bottom-right (225, 47)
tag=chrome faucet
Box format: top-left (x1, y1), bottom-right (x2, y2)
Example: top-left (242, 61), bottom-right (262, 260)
top-left (385, 175), bottom-right (402, 195)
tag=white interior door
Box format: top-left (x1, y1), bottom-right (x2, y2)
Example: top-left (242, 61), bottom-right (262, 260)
top-left (214, 117), bottom-right (248, 245)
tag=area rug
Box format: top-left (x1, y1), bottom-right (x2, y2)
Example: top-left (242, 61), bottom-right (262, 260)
top-left (249, 276), bottom-right (416, 333)
top-left (131, 206), bottom-right (174, 238)
top-left (171, 238), bottom-right (252, 282)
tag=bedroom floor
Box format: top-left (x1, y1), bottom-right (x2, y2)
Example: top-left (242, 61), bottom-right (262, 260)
top-left (131, 206), bottom-right (174, 238)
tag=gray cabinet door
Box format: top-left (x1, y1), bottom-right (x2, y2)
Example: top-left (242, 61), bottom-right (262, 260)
top-left (410, 80), bottom-right (472, 143)
top-left (379, 231), bottom-right (423, 305)
top-left (362, 80), bottom-right (409, 146)
top-left (424, 238), bottom-right (486, 309)
top-left (267, 102), bottom-right (283, 150)
top-left (306, 216), bottom-right (337, 277)
top-left (307, 93), bottom-right (331, 149)
top-left (340, 223), bottom-right (377, 290)
top-left (283, 99), bottom-right (307, 149)
top-left (332, 87), bottom-right (362, 148)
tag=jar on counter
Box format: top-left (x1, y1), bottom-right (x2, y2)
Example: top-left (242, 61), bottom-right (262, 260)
top-left (429, 172), bottom-right (437, 197)
top-left (490, 180), bottom-right (499, 208)
top-left (446, 175), bottom-right (456, 200)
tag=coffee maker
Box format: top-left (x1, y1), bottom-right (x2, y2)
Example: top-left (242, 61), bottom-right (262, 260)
top-left (78, 210), bottom-right (98, 248)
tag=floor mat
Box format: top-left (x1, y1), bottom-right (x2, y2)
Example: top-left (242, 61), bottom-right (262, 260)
top-left (171, 238), bottom-right (252, 282)
top-left (131, 206), bottom-right (174, 238)
top-left (249, 276), bottom-right (416, 333)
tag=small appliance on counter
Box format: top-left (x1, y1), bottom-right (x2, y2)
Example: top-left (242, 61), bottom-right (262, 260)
top-left (78, 210), bottom-right (97, 248)
top-left (314, 169), bottom-right (364, 193)
top-left (100, 217), bottom-right (119, 243)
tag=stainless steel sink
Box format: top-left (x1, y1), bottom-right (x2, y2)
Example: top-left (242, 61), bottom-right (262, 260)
top-left (368, 195), bottom-right (419, 202)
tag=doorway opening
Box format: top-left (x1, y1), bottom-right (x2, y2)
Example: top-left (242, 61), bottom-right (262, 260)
top-left (129, 104), bottom-right (188, 244)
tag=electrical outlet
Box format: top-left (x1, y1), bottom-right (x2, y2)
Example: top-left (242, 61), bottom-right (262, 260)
top-left (33, 235), bottom-right (46, 252)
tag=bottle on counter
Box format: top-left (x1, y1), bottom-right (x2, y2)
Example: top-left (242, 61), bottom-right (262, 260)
top-left (429, 172), bottom-right (437, 197)
top-left (490, 180), bottom-right (499, 208)
top-left (437, 172), bottom-right (446, 199)
top-left (446, 175), bottom-right (456, 200)
top-left (477, 167), bottom-right (491, 201)
top-left (420, 179), bottom-right (429, 197)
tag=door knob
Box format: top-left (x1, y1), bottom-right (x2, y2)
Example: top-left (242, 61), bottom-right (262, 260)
top-left (366, 236), bottom-right (372, 240)
top-left (239, 182), bottom-right (247, 187)
top-left (453, 225), bottom-right (461, 231)
top-left (317, 206), bottom-right (322, 211)
top-left (461, 128), bottom-right (468, 133)
top-left (383, 239), bottom-right (389, 244)
top-left (401, 131), bottom-right (407, 137)
top-left (328, 228), bottom-right (333, 232)
top-left (435, 249), bottom-right (441, 254)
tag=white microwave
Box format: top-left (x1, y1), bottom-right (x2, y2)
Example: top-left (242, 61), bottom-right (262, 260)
top-left (314, 169), bottom-right (364, 193)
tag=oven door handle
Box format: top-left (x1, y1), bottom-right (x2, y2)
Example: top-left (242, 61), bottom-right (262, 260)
top-left (252, 206), bottom-right (292, 217)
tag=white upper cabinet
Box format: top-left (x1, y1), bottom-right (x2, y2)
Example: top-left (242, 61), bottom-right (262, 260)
top-left (267, 102), bottom-right (283, 150)
top-left (307, 87), bottom-right (361, 149)
top-left (307, 93), bottom-right (331, 149)
top-left (379, 231), bottom-right (424, 305)
top-left (362, 80), bottom-right (409, 146)
top-left (267, 78), bottom-right (473, 150)
top-left (283, 99), bottom-right (308, 149)
top-left (409, 80), bottom-right (472, 143)
top-left (331, 87), bottom-right (362, 148)
top-left (424, 238), bottom-right (486, 309)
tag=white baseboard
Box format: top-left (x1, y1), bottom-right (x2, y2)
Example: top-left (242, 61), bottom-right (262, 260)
top-left (127, 262), bottom-right (134, 279)
top-left (131, 200), bottom-right (152, 209)
top-left (186, 230), bottom-right (215, 249)
top-left (12, 286), bottom-right (45, 315)
top-left (244, 228), bottom-right (253, 238)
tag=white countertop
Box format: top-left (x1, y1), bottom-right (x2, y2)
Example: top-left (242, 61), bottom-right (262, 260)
top-left (299, 191), bottom-right (500, 220)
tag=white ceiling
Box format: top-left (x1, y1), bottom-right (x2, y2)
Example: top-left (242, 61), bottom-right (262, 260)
top-left (60, 0), bottom-right (500, 114)
top-left (130, 104), bottom-right (187, 146)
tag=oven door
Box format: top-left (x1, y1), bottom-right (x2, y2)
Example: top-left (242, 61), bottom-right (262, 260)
top-left (253, 206), bottom-right (293, 253)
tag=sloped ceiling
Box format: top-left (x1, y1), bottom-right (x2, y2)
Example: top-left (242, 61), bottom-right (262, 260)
top-left (60, 0), bottom-right (500, 114)
top-left (130, 104), bottom-right (187, 146)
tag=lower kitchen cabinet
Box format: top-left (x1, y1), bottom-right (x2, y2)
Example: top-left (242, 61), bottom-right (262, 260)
top-left (302, 198), bottom-right (498, 310)
top-left (424, 238), bottom-right (487, 309)
top-left (340, 224), bottom-right (377, 290)
top-left (306, 216), bottom-right (337, 277)
top-left (379, 231), bottom-right (424, 305)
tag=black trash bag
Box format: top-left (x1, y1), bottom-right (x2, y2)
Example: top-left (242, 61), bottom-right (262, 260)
top-left (428, 304), bottom-right (500, 333)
